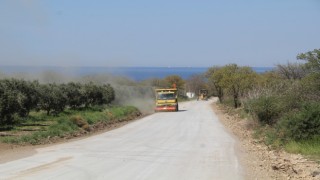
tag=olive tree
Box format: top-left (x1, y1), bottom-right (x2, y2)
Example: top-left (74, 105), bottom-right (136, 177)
top-left (62, 82), bottom-right (86, 109)
top-left (38, 83), bottom-right (67, 115)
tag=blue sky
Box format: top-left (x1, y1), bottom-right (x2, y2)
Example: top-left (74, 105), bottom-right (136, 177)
top-left (0, 0), bottom-right (319, 67)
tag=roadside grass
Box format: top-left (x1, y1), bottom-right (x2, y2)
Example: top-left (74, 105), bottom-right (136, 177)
top-left (255, 125), bottom-right (320, 160)
top-left (285, 138), bottom-right (320, 162)
top-left (0, 106), bottom-right (140, 145)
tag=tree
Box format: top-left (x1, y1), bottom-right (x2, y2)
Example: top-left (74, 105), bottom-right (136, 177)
top-left (297, 49), bottom-right (320, 73)
top-left (206, 66), bottom-right (224, 103)
top-left (102, 84), bottom-right (115, 104)
top-left (215, 64), bottom-right (257, 108)
top-left (297, 49), bottom-right (320, 101)
top-left (164, 75), bottom-right (185, 90)
top-left (186, 74), bottom-right (207, 96)
top-left (38, 84), bottom-right (67, 115)
top-left (275, 62), bottom-right (308, 80)
top-left (62, 82), bottom-right (85, 109)
top-left (0, 80), bottom-right (25, 125)
top-left (17, 80), bottom-right (40, 117)
top-left (82, 82), bottom-right (115, 107)
top-left (0, 79), bottom-right (40, 124)
top-left (256, 71), bottom-right (282, 88)
top-left (162, 75), bottom-right (185, 98)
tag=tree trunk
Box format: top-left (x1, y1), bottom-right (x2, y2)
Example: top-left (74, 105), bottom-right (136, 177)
top-left (233, 87), bottom-right (239, 108)
top-left (218, 87), bottom-right (223, 103)
top-left (234, 95), bottom-right (238, 108)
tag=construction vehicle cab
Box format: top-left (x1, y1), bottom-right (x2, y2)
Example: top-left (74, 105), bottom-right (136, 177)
top-left (197, 89), bottom-right (208, 101)
top-left (155, 88), bottom-right (178, 112)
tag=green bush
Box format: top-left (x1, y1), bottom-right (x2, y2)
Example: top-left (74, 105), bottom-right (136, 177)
top-left (245, 95), bottom-right (283, 125)
top-left (277, 103), bottom-right (320, 141)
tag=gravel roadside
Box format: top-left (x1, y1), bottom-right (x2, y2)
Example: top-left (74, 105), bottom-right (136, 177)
top-left (211, 102), bottom-right (320, 180)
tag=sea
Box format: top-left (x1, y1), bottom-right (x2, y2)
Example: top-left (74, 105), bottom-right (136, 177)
top-left (0, 66), bottom-right (274, 81)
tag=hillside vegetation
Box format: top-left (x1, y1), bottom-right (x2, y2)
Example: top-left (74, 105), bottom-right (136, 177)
top-left (206, 49), bottom-right (320, 158)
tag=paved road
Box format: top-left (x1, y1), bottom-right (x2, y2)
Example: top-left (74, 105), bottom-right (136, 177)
top-left (0, 99), bottom-right (244, 180)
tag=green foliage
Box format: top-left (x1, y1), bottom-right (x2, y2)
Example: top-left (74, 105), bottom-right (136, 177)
top-left (2, 118), bottom-right (79, 145)
top-left (285, 138), bottom-right (320, 159)
top-left (265, 128), bottom-right (282, 148)
top-left (82, 82), bottom-right (114, 107)
top-left (101, 84), bottom-right (115, 105)
top-left (213, 64), bottom-right (257, 108)
top-left (179, 49), bottom-right (320, 158)
top-left (239, 49), bottom-right (320, 157)
top-left (205, 66), bottom-right (224, 102)
top-left (0, 79), bottom-right (40, 125)
top-left (104, 106), bottom-right (138, 120)
top-left (0, 78), bottom-right (116, 126)
top-left (245, 95), bottom-right (283, 125)
top-left (277, 103), bottom-right (320, 141)
top-left (1, 105), bottom-right (140, 144)
top-left (0, 89), bottom-right (22, 125)
top-left (62, 82), bottom-right (85, 109)
top-left (297, 49), bottom-right (320, 73)
top-left (38, 83), bottom-right (68, 115)
top-left (300, 73), bottom-right (320, 102)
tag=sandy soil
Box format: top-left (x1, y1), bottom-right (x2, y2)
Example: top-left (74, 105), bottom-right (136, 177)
top-left (212, 102), bottom-right (320, 180)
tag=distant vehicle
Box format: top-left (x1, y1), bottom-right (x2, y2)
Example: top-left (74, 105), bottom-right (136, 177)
top-left (197, 89), bottom-right (208, 101)
top-left (155, 88), bottom-right (178, 112)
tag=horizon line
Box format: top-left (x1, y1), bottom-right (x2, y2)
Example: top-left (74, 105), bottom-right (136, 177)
top-left (0, 65), bottom-right (276, 68)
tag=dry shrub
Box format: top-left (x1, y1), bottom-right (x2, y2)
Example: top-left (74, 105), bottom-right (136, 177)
top-left (69, 115), bottom-right (90, 131)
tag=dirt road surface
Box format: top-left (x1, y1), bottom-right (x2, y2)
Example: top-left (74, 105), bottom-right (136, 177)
top-left (0, 99), bottom-right (245, 180)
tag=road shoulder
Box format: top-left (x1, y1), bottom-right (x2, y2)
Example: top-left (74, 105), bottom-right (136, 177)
top-left (211, 102), bottom-right (320, 180)
top-left (0, 116), bottom-right (144, 164)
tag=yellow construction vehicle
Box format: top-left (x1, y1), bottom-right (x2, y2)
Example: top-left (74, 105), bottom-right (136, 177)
top-left (197, 89), bottom-right (208, 101)
top-left (155, 88), bottom-right (178, 112)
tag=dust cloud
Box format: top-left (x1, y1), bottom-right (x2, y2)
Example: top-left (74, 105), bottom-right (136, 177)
top-left (112, 84), bottom-right (155, 114)
top-left (76, 74), bottom-right (156, 114)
